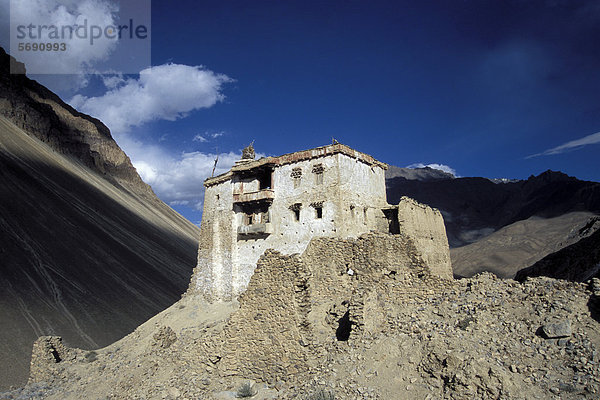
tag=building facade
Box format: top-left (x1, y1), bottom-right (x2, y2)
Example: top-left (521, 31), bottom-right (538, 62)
top-left (192, 143), bottom-right (451, 301)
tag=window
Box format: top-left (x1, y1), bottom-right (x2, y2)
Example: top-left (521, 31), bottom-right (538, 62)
top-left (289, 203), bottom-right (302, 221)
top-left (258, 168), bottom-right (273, 190)
top-left (312, 164), bottom-right (324, 185)
top-left (315, 206), bottom-right (323, 219)
top-left (291, 167), bottom-right (302, 188)
top-left (239, 203), bottom-right (270, 226)
top-left (311, 201), bottom-right (324, 219)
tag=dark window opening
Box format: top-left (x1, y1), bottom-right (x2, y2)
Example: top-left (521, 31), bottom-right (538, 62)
top-left (258, 168), bottom-right (273, 190)
top-left (239, 203), bottom-right (270, 226)
top-left (289, 203), bottom-right (302, 222)
top-left (336, 311), bottom-right (352, 341)
top-left (315, 206), bottom-right (323, 219)
top-left (50, 346), bottom-right (62, 363)
top-left (382, 209), bottom-right (400, 234)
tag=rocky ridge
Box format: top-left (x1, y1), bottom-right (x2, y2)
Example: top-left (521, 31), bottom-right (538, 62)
top-left (386, 169), bottom-right (600, 248)
top-left (452, 213), bottom-right (600, 279)
top-left (516, 223), bottom-right (600, 282)
top-left (0, 47), bottom-right (152, 198)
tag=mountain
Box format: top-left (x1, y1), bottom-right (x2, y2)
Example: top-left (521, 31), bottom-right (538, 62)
top-left (515, 227), bottom-right (600, 282)
top-left (386, 169), bottom-right (600, 248)
top-left (451, 213), bottom-right (600, 279)
top-left (0, 48), bottom-right (200, 389)
top-left (385, 165), bottom-right (455, 181)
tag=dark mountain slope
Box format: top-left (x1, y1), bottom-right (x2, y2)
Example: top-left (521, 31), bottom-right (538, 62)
top-left (515, 226), bottom-right (600, 282)
top-left (386, 170), bottom-right (600, 247)
top-left (0, 49), bottom-right (200, 389)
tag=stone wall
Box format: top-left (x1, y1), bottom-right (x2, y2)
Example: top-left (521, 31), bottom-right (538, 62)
top-left (193, 182), bottom-right (235, 302)
top-left (28, 336), bottom-right (81, 384)
top-left (397, 196), bottom-right (453, 279)
top-left (204, 233), bottom-right (451, 385)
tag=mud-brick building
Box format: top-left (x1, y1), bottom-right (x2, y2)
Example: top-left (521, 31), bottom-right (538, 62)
top-left (191, 143), bottom-right (452, 301)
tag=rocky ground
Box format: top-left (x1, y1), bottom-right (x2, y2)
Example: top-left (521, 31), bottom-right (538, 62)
top-left (3, 273), bottom-right (600, 400)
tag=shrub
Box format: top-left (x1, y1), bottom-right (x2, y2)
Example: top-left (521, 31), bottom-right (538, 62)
top-left (236, 382), bottom-right (257, 398)
top-left (84, 351), bottom-right (97, 363)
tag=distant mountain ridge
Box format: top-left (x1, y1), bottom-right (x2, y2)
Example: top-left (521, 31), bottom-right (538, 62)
top-left (0, 48), bottom-right (200, 389)
top-left (386, 168), bottom-right (600, 247)
top-left (385, 165), bottom-right (455, 181)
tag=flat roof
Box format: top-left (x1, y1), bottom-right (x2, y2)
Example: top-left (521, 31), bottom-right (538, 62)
top-left (205, 143), bottom-right (388, 187)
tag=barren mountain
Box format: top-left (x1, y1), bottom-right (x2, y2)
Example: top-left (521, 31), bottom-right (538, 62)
top-left (516, 228), bottom-right (600, 282)
top-left (386, 170), bottom-right (600, 248)
top-left (0, 48), bottom-right (200, 389)
top-left (451, 213), bottom-right (600, 279)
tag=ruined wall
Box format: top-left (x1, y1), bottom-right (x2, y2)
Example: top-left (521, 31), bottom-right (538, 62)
top-left (193, 182), bottom-right (235, 301)
top-left (397, 196), bottom-right (453, 279)
top-left (207, 233), bottom-right (450, 384)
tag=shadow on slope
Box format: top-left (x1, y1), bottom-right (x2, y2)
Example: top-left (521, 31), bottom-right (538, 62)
top-left (0, 118), bottom-right (198, 389)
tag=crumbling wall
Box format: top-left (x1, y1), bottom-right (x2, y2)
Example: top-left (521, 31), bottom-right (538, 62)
top-left (210, 250), bottom-right (312, 384)
top-left (397, 196), bottom-right (453, 279)
top-left (207, 233), bottom-right (449, 385)
top-left (28, 336), bottom-right (80, 384)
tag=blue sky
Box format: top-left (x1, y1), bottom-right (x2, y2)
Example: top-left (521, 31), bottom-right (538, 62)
top-left (2, 0), bottom-right (600, 223)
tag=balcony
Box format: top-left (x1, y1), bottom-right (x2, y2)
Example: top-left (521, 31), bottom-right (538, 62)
top-left (237, 223), bottom-right (273, 236)
top-left (233, 189), bottom-right (275, 204)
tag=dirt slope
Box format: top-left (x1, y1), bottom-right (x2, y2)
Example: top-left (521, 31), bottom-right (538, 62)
top-left (0, 48), bottom-right (200, 389)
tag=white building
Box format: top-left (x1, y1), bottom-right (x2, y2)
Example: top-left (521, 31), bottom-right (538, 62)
top-left (191, 143), bottom-right (451, 301)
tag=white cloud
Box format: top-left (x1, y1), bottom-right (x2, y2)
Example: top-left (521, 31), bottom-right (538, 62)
top-left (526, 131), bottom-right (600, 158)
top-left (193, 134), bottom-right (208, 143)
top-left (406, 163), bottom-right (457, 176)
top-left (115, 134), bottom-right (241, 210)
top-left (8, 0), bottom-right (119, 75)
top-left (69, 63), bottom-right (233, 133)
top-left (193, 131), bottom-right (225, 143)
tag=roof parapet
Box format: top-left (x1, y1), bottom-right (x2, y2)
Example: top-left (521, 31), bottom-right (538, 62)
top-left (204, 143), bottom-right (388, 187)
